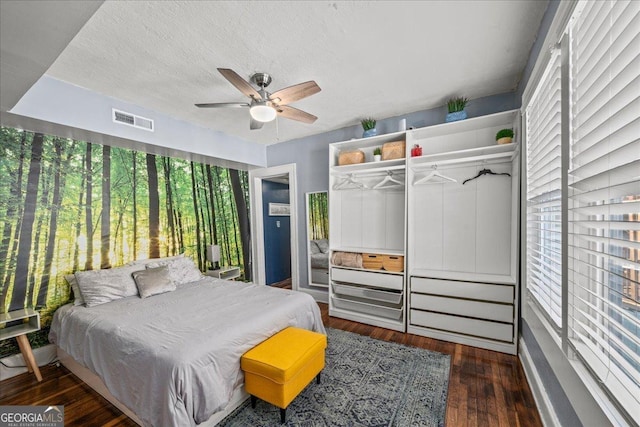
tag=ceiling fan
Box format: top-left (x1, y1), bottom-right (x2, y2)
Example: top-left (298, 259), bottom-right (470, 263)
top-left (196, 68), bottom-right (321, 130)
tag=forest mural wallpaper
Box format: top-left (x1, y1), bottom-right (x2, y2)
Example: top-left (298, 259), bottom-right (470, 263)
top-left (0, 126), bottom-right (251, 356)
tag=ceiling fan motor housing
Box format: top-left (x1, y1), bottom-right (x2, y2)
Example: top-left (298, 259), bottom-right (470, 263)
top-left (250, 72), bottom-right (272, 88)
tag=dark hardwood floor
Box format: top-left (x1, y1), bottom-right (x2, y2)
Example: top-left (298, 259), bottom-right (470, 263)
top-left (0, 303), bottom-right (542, 426)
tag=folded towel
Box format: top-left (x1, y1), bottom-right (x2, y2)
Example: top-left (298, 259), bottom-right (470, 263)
top-left (331, 252), bottom-right (362, 268)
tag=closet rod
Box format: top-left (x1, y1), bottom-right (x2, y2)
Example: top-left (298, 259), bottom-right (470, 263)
top-left (410, 152), bottom-right (513, 170)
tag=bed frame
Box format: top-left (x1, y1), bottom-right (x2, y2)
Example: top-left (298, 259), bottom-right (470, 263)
top-left (57, 347), bottom-right (248, 426)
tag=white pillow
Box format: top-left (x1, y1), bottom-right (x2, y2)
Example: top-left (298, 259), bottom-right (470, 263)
top-left (132, 266), bottom-right (176, 298)
top-left (74, 265), bottom-right (143, 307)
top-left (65, 274), bottom-right (84, 306)
top-left (127, 253), bottom-right (184, 267)
top-left (146, 256), bottom-right (203, 285)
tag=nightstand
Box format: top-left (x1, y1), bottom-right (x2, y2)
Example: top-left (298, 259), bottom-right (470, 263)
top-left (205, 266), bottom-right (241, 281)
top-left (0, 308), bottom-right (42, 381)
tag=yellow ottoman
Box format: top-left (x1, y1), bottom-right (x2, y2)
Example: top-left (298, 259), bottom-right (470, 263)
top-left (241, 327), bottom-right (327, 423)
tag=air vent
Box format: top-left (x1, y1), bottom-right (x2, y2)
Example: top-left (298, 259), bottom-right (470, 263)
top-left (112, 109), bottom-right (154, 132)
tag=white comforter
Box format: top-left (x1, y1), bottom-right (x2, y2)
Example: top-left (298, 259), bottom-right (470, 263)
top-left (49, 278), bottom-right (325, 426)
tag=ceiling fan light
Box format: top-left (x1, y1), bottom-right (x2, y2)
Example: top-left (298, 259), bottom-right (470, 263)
top-left (250, 102), bottom-right (277, 122)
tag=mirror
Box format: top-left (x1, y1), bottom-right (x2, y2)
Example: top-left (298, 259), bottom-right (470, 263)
top-left (306, 191), bottom-right (329, 287)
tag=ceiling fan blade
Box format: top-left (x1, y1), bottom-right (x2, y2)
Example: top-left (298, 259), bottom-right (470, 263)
top-left (195, 102), bottom-right (249, 108)
top-left (250, 117), bottom-right (264, 130)
top-left (270, 81), bottom-right (321, 105)
top-left (217, 68), bottom-right (262, 100)
top-left (276, 105), bottom-right (318, 124)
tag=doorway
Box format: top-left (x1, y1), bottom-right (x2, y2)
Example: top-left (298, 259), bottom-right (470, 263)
top-left (248, 164), bottom-right (299, 290)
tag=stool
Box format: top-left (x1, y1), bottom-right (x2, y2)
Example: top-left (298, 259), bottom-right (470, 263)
top-left (241, 327), bottom-right (327, 423)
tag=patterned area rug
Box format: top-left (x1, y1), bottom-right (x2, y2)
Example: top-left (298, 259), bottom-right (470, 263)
top-left (219, 328), bottom-right (450, 426)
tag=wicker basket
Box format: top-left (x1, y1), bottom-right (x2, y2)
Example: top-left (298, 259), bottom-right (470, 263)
top-left (382, 255), bottom-right (404, 272)
top-left (338, 150), bottom-right (365, 165)
top-left (362, 253), bottom-right (384, 270)
top-left (381, 141), bottom-right (406, 160)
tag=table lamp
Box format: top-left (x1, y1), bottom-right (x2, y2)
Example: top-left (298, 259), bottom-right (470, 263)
top-left (206, 244), bottom-right (221, 270)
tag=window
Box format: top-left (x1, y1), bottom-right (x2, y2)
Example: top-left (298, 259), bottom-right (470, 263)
top-left (526, 50), bottom-right (563, 328)
top-left (524, 0), bottom-right (639, 421)
top-left (568, 0), bottom-right (640, 414)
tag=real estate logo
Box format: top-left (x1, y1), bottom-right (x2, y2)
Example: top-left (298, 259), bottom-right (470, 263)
top-left (0, 405), bottom-right (64, 427)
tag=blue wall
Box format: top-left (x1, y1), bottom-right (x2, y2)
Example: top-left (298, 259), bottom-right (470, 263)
top-left (261, 180), bottom-right (291, 285)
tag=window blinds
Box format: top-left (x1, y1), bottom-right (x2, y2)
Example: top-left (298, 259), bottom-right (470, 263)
top-left (568, 0), bottom-right (640, 413)
top-left (526, 50), bottom-right (563, 328)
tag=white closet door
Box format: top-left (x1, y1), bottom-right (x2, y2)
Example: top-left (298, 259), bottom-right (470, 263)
top-left (340, 190), bottom-right (363, 247)
top-left (475, 162), bottom-right (513, 275)
top-left (442, 165), bottom-right (477, 272)
top-left (385, 191), bottom-right (405, 251)
top-left (412, 185), bottom-right (444, 270)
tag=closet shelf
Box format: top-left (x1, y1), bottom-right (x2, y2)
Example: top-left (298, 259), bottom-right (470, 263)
top-left (409, 143), bottom-right (516, 169)
top-left (331, 247), bottom-right (404, 256)
top-left (331, 158), bottom-right (405, 174)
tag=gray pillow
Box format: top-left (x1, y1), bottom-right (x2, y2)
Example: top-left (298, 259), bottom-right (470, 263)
top-left (309, 240), bottom-right (320, 254)
top-left (316, 239), bottom-right (330, 253)
top-left (65, 274), bottom-right (84, 306)
top-left (146, 256), bottom-right (203, 285)
top-left (74, 265), bottom-right (143, 307)
top-left (132, 266), bottom-right (176, 298)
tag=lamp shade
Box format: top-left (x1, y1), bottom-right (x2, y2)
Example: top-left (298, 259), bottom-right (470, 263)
top-left (250, 101), bottom-right (277, 122)
top-left (206, 244), bottom-right (221, 263)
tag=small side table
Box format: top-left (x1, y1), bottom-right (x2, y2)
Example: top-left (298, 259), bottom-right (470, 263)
top-left (206, 266), bottom-right (241, 281)
top-left (0, 308), bottom-right (42, 382)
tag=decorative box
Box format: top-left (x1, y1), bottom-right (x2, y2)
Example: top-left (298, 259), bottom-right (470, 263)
top-left (382, 255), bottom-right (404, 272)
top-left (338, 150), bottom-right (365, 166)
top-left (362, 253), bottom-right (384, 270)
top-left (381, 141), bottom-right (406, 160)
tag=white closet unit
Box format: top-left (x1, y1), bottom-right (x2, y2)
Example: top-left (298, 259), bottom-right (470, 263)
top-left (329, 132), bottom-right (407, 332)
top-left (407, 110), bottom-right (520, 354)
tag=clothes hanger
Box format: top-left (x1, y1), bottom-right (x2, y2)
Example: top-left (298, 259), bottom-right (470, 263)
top-left (413, 166), bottom-right (457, 185)
top-left (333, 174), bottom-right (368, 190)
top-left (373, 171), bottom-right (404, 189)
top-left (462, 168), bottom-right (511, 185)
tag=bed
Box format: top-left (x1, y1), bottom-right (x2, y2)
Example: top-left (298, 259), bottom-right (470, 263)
top-left (49, 276), bottom-right (325, 426)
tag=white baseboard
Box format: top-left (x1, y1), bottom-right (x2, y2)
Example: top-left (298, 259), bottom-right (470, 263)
top-left (519, 338), bottom-right (561, 427)
top-left (0, 344), bottom-right (56, 381)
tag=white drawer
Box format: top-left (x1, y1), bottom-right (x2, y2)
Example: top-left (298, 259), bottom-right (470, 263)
top-left (411, 277), bottom-right (513, 303)
top-left (333, 283), bottom-right (403, 304)
top-left (411, 293), bottom-right (513, 323)
top-left (410, 310), bottom-right (513, 342)
top-left (331, 268), bottom-right (403, 291)
top-left (332, 296), bottom-right (403, 320)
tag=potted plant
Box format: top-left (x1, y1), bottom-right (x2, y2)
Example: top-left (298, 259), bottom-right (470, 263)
top-left (496, 128), bottom-right (514, 145)
top-left (361, 118), bottom-right (377, 138)
top-left (445, 97), bottom-right (469, 122)
top-left (373, 147), bottom-right (382, 162)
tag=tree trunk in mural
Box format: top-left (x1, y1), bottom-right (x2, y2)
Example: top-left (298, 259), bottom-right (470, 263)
top-left (73, 154), bottom-right (86, 273)
top-left (147, 153), bottom-right (160, 259)
top-left (213, 167), bottom-right (230, 265)
top-left (28, 163), bottom-right (52, 301)
top-left (37, 138), bottom-right (65, 307)
top-left (132, 151), bottom-right (138, 260)
top-left (190, 162), bottom-right (203, 270)
top-left (230, 169), bottom-right (251, 280)
top-left (206, 165), bottom-right (218, 245)
top-left (7, 133), bottom-right (44, 311)
top-left (163, 158), bottom-right (177, 256)
top-left (0, 130), bottom-right (26, 295)
top-left (226, 172), bottom-right (240, 266)
top-left (101, 145), bottom-right (112, 269)
top-left (84, 143), bottom-right (94, 270)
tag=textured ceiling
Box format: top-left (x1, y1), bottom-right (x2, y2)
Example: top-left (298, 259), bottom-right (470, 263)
top-left (45, 1), bottom-right (548, 145)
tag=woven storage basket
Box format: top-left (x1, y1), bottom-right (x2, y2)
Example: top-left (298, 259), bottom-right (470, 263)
top-left (338, 150), bottom-right (365, 165)
top-left (362, 253), bottom-right (384, 270)
top-left (381, 141), bottom-right (406, 160)
top-left (382, 255), bottom-right (404, 272)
